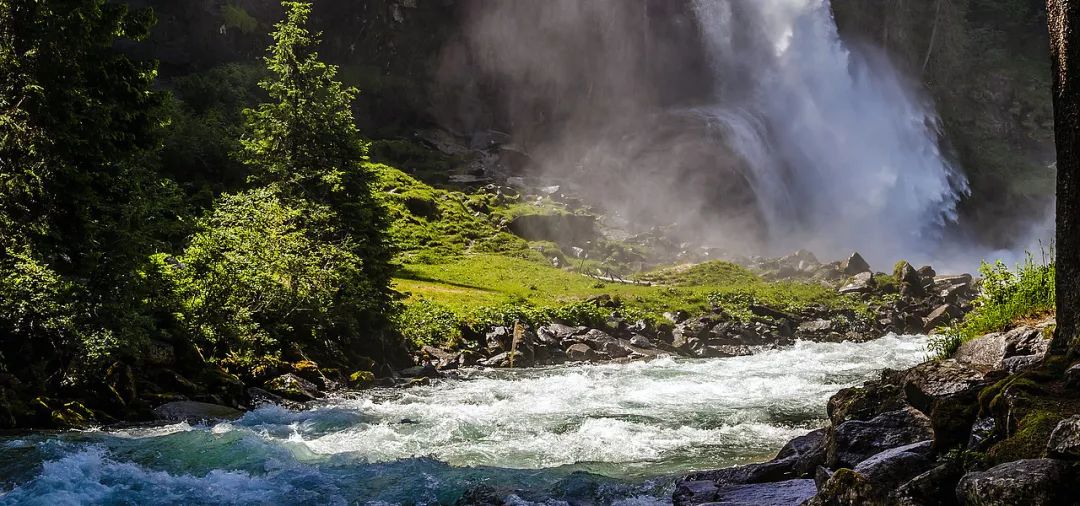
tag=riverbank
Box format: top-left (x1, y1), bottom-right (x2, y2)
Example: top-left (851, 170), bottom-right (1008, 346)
top-left (0, 335), bottom-right (930, 504)
top-left (673, 317), bottom-right (1080, 505)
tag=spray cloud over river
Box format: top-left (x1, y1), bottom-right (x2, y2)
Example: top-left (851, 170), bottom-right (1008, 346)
top-left (0, 335), bottom-right (927, 504)
top-left (436, 0), bottom-right (1039, 268)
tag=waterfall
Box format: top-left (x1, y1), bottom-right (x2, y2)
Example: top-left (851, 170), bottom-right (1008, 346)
top-left (690, 0), bottom-right (968, 264)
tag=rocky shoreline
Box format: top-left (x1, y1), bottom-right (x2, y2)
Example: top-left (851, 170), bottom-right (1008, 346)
top-left (673, 318), bottom-right (1080, 505)
top-left (407, 253), bottom-right (978, 375)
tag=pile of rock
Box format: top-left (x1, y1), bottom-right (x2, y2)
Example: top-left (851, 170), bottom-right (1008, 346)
top-left (674, 319), bottom-right (1080, 506)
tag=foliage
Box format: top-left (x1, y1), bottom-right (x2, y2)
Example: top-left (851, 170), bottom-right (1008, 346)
top-left (221, 4), bottom-right (258, 34)
top-left (634, 261), bottom-right (760, 286)
top-left (396, 299), bottom-right (462, 348)
top-left (930, 253), bottom-right (1055, 358)
top-left (394, 254), bottom-right (870, 348)
top-left (0, 0), bottom-right (167, 385)
top-left (168, 1), bottom-right (399, 370)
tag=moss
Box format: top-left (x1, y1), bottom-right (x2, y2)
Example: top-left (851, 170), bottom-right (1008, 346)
top-left (348, 370), bottom-right (376, 388)
top-left (987, 409), bottom-right (1061, 464)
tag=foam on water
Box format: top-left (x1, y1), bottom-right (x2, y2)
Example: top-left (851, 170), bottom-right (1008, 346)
top-left (0, 335), bottom-right (927, 505)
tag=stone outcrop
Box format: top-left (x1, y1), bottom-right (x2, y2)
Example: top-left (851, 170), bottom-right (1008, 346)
top-left (674, 319), bottom-right (1080, 506)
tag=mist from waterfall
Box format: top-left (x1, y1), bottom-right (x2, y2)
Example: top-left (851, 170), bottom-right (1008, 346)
top-left (690, 0), bottom-right (969, 264)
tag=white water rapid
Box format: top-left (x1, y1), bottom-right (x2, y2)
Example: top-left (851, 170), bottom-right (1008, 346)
top-left (690, 0), bottom-right (968, 264)
top-left (1, 335), bottom-right (927, 505)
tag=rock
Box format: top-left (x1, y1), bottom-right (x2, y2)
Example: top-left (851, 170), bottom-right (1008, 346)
top-left (953, 326), bottom-right (1050, 376)
top-left (1067, 362), bottom-right (1080, 390)
top-left (538, 323), bottom-right (586, 343)
top-left (153, 401), bottom-right (242, 423)
top-left (144, 340), bottom-right (176, 366)
top-left (917, 265), bottom-right (937, 280)
top-left (456, 484), bottom-right (503, 506)
top-left (565, 343), bottom-right (597, 362)
top-left (629, 334), bottom-right (654, 348)
top-left (893, 463), bottom-right (964, 506)
top-left (263, 373), bottom-right (323, 402)
top-left (1047, 415), bottom-right (1080, 458)
top-left (956, 459), bottom-right (1074, 506)
top-left (923, 304), bottom-right (958, 332)
top-left (903, 359), bottom-right (989, 450)
top-left (485, 326), bottom-right (512, 352)
top-left (852, 441), bottom-right (934, 490)
top-left (799, 319), bottom-right (834, 334)
top-left (749, 304), bottom-right (794, 321)
top-left (807, 468), bottom-right (876, 506)
top-left (398, 364), bottom-right (438, 378)
top-left (421, 346), bottom-right (461, 371)
top-left (828, 407), bottom-right (934, 468)
top-left (842, 252), bottom-right (872, 276)
top-left (839, 272), bottom-right (875, 294)
top-left (710, 479), bottom-right (817, 506)
top-left (507, 213), bottom-right (598, 246)
top-left (827, 375), bottom-right (907, 425)
top-left (673, 479), bottom-right (719, 505)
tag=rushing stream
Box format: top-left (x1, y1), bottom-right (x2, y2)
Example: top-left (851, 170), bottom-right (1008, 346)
top-left (0, 335), bottom-right (928, 505)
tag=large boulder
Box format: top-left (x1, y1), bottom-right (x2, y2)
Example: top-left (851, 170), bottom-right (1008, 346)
top-left (903, 359), bottom-right (989, 450)
top-left (852, 441), bottom-right (934, 491)
top-left (956, 459), bottom-right (1075, 506)
top-left (893, 462), bottom-right (965, 506)
top-left (828, 407), bottom-right (934, 469)
top-left (827, 373), bottom-right (908, 426)
top-left (842, 252), bottom-right (872, 276)
top-left (710, 480), bottom-right (817, 506)
top-left (565, 343), bottom-right (598, 362)
top-left (953, 326), bottom-right (1050, 375)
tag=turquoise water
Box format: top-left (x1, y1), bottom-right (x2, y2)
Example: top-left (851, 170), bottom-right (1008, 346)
top-left (0, 335), bottom-right (927, 505)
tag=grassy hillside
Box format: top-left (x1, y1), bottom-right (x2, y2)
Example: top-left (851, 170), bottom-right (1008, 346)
top-left (376, 165), bottom-right (870, 348)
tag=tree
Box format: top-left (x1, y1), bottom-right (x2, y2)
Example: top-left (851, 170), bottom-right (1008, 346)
top-left (173, 1), bottom-right (401, 373)
top-left (0, 0), bottom-right (167, 385)
top-left (1047, 0), bottom-right (1080, 355)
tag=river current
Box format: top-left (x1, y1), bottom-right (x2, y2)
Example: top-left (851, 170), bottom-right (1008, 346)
top-left (0, 334), bottom-right (928, 505)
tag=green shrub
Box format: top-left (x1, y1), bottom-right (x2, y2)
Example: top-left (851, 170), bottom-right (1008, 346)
top-left (930, 253), bottom-right (1055, 358)
top-left (398, 299), bottom-right (462, 348)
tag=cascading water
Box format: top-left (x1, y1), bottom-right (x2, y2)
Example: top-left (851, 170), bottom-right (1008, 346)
top-left (690, 0), bottom-right (968, 264)
top-left (0, 336), bottom-right (928, 505)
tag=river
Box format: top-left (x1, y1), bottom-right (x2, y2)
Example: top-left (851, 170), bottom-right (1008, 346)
top-left (0, 334), bottom-right (928, 505)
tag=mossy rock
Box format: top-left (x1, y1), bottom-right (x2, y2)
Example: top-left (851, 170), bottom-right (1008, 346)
top-left (348, 370), bottom-right (376, 388)
top-left (988, 410), bottom-right (1063, 465)
top-left (809, 468), bottom-right (883, 506)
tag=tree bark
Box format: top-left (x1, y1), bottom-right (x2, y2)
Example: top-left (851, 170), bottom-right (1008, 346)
top-left (1048, 0), bottom-right (1080, 354)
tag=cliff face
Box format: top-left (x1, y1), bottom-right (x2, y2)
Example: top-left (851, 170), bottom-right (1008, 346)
top-left (134, 0), bottom-right (1055, 251)
top-left (832, 0), bottom-right (1055, 247)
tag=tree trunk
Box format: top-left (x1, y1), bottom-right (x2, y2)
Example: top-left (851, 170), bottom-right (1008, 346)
top-left (1048, 0), bottom-right (1080, 354)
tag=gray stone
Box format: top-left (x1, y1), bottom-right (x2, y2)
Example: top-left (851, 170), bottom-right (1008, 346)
top-left (923, 304), bottom-right (957, 332)
top-left (629, 334), bottom-right (654, 348)
top-left (893, 463), bottom-right (964, 506)
top-left (839, 272), bottom-right (875, 294)
top-left (1047, 415), bottom-right (1080, 458)
top-left (842, 252), bottom-right (872, 275)
top-left (903, 359), bottom-right (988, 449)
top-left (673, 479), bottom-right (720, 505)
top-left (828, 407), bottom-right (934, 468)
top-left (956, 459), bottom-right (1073, 506)
top-left (264, 373), bottom-right (323, 402)
top-left (707, 479), bottom-right (816, 506)
top-left (153, 401), bottom-right (242, 423)
top-left (852, 441), bottom-right (933, 489)
top-left (565, 343), bottom-right (597, 362)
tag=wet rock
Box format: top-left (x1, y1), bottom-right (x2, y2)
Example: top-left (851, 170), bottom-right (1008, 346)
top-left (828, 407), bottom-right (934, 468)
top-left (903, 359), bottom-right (989, 450)
top-left (456, 484), bottom-right (503, 506)
top-left (852, 441), bottom-right (934, 490)
top-left (781, 428), bottom-right (828, 477)
top-left (565, 343), bottom-right (598, 362)
top-left (264, 373), bottom-right (323, 402)
top-left (1047, 415), bottom-right (1080, 458)
top-left (893, 462), bottom-right (964, 506)
top-left (842, 252), bottom-right (872, 276)
top-left (153, 401), bottom-right (242, 423)
top-left (827, 374), bottom-right (907, 426)
top-left (673, 479), bottom-right (720, 505)
top-left (807, 468), bottom-right (876, 506)
top-left (955, 459), bottom-right (1073, 506)
top-left (398, 364), bottom-right (438, 378)
top-left (711, 479), bottom-right (817, 506)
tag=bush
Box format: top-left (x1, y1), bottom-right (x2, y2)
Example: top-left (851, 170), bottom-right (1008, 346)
top-left (398, 299), bottom-right (462, 348)
top-left (930, 253), bottom-right (1055, 358)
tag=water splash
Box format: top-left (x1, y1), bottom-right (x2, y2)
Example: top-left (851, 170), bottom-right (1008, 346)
top-left (691, 0), bottom-right (968, 264)
top-left (0, 335), bottom-right (927, 505)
